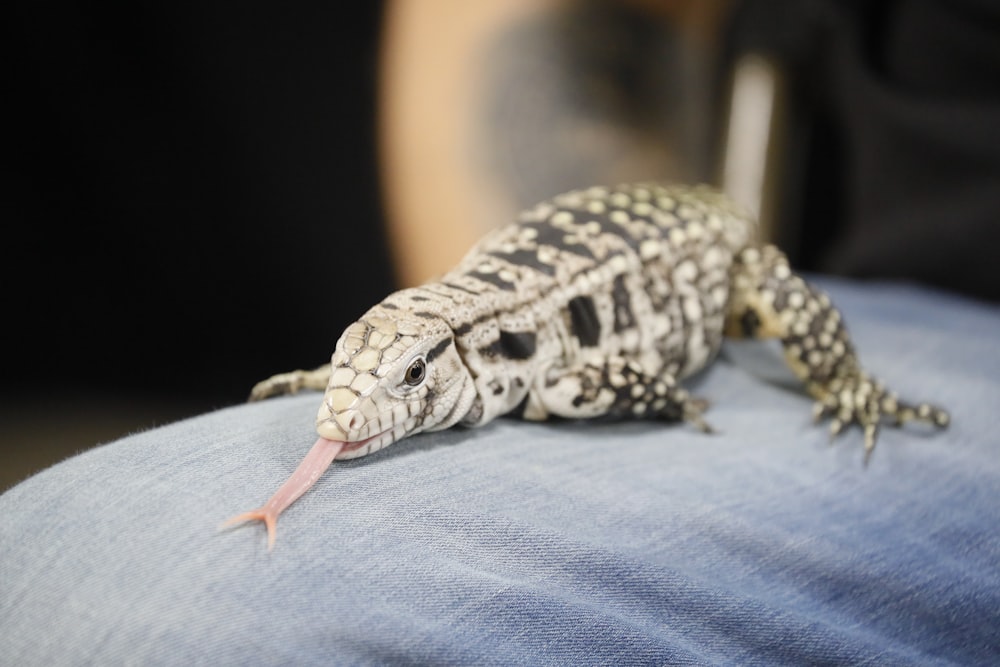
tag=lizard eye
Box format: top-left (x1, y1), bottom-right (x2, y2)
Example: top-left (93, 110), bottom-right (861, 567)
top-left (403, 358), bottom-right (426, 386)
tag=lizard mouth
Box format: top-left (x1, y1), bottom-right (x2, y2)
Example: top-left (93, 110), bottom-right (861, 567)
top-left (315, 415), bottom-right (390, 454)
top-left (317, 413), bottom-right (413, 460)
top-left (334, 427), bottom-right (399, 460)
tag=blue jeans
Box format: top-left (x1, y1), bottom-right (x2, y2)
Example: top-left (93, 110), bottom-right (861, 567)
top-left (3, 278), bottom-right (999, 665)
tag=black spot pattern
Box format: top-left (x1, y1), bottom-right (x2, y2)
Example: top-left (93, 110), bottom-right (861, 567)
top-left (425, 337), bottom-right (453, 363)
top-left (484, 330), bottom-right (537, 360)
top-left (468, 270), bottom-right (516, 291)
top-left (441, 281), bottom-right (481, 295)
top-left (567, 296), bottom-right (601, 347)
top-left (521, 221), bottom-right (596, 260)
top-left (586, 216), bottom-right (647, 252)
top-left (611, 274), bottom-right (635, 333)
top-left (489, 248), bottom-right (556, 276)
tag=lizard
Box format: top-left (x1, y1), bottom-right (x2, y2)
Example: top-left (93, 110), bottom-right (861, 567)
top-left (225, 183), bottom-right (949, 549)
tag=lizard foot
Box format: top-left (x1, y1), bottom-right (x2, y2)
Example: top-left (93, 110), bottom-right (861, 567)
top-left (811, 374), bottom-right (949, 462)
top-left (248, 364), bottom-right (332, 402)
top-left (676, 392), bottom-right (714, 434)
top-left (249, 372), bottom-right (306, 401)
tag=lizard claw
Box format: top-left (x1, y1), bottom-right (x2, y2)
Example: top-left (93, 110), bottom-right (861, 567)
top-left (827, 417), bottom-right (844, 442)
top-left (682, 396), bottom-right (715, 434)
top-left (813, 373), bottom-right (948, 459)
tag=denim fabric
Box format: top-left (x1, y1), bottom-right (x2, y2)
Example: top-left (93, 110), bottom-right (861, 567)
top-left (2, 278), bottom-right (999, 665)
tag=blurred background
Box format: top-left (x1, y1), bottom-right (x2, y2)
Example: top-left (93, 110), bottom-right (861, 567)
top-left (5, 0), bottom-right (998, 491)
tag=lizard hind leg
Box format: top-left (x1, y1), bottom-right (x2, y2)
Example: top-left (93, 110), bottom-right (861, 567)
top-left (725, 244), bottom-right (949, 458)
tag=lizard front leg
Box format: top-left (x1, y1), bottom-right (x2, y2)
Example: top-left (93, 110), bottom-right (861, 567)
top-left (524, 355), bottom-right (712, 432)
top-left (249, 364), bottom-right (331, 402)
top-left (725, 244), bottom-right (949, 458)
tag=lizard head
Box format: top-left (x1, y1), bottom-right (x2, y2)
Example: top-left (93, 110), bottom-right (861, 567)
top-left (315, 304), bottom-right (477, 459)
top-left (225, 303), bottom-right (478, 549)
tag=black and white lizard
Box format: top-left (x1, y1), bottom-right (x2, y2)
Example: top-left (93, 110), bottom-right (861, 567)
top-left (226, 183), bottom-right (949, 548)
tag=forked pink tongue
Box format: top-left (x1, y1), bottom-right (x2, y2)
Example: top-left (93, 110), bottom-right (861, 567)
top-left (223, 436), bottom-right (345, 550)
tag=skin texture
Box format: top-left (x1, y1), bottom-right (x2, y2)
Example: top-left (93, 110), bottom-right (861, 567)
top-left (229, 183), bottom-right (948, 549)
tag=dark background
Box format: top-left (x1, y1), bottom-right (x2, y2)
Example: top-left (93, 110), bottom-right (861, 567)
top-left (729, 0), bottom-right (1000, 297)
top-left (7, 4), bottom-right (393, 403)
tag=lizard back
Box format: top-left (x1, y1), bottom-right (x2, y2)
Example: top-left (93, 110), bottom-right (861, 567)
top-left (378, 183), bottom-right (756, 425)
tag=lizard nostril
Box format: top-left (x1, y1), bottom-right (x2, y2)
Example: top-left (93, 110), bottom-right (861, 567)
top-left (349, 412), bottom-right (364, 430)
top-left (334, 409), bottom-right (365, 434)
